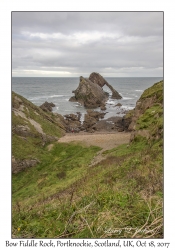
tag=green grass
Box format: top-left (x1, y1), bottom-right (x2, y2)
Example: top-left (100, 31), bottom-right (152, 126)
top-left (12, 136), bottom-right (163, 238)
top-left (12, 81), bottom-right (163, 239)
top-left (140, 80), bottom-right (163, 100)
top-left (12, 134), bottom-right (43, 160)
top-left (136, 104), bottom-right (163, 131)
top-left (12, 143), bottom-right (101, 206)
top-left (25, 107), bottom-right (62, 138)
top-left (103, 136), bottom-right (148, 156)
top-left (12, 91), bottom-right (65, 160)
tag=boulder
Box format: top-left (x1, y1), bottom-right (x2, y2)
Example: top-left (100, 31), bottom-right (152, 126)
top-left (83, 114), bottom-right (97, 132)
top-left (64, 114), bottom-right (79, 121)
top-left (63, 113), bottom-right (82, 132)
top-left (115, 103), bottom-right (122, 107)
top-left (13, 125), bottom-right (33, 137)
top-left (81, 110), bottom-right (106, 132)
top-left (40, 101), bottom-right (55, 112)
top-left (12, 156), bottom-right (40, 174)
top-left (100, 105), bottom-right (106, 110)
top-left (86, 110), bottom-right (105, 120)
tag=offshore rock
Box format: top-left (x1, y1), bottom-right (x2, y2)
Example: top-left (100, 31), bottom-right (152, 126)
top-left (89, 72), bottom-right (122, 99)
top-left (69, 72), bottom-right (122, 108)
top-left (69, 76), bottom-right (108, 108)
top-left (40, 101), bottom-right (55, 112)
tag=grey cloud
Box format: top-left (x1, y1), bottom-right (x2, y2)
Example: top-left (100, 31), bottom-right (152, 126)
top-left (12, 12), bottom-right (163, 77)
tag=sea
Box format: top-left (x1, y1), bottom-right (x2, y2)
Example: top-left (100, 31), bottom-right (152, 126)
top-left (12, 77), bottom-right (163, 121)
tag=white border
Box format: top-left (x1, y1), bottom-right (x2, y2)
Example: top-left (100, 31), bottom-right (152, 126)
top-left (1, 0), bottom-right (174, 249)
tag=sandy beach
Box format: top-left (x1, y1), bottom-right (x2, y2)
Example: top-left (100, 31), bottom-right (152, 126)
top-left (58, 131), bottom-right (131, 151)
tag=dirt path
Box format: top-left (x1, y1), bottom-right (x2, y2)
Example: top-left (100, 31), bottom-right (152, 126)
top-left (58, 132), bottom-right (131, 166)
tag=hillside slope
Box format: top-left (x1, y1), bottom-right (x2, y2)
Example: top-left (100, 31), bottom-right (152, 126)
top-left (12, 81), bottom-right (163, 238)
top-left (12, 91), bottom-right (66, 173)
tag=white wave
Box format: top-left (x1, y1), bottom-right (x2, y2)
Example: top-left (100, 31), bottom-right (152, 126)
top-left (135, 90), bottom-right (143, 92)
top-left (49, 94), bottom-right (65, 98)
top-left (122, 105), bottom-right (134, 110)
top-left (106, 100), bottom-right (115, 104)
top-left (29, 95), bottom-right (49, 100)
top-left (122, 97), bottom-right (134, 100)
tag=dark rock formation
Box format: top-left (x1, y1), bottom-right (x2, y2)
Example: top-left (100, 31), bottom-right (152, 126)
top-left (115, 103), bottom-right (122, 107)
top-left (105, 81), bottom-right (122, 99)
top-left (89, 72), bottom-right (122, 99)
top-left (115, 115), bottom-right (133, 132)
top-left (89, 72), bottom-right (107, 87)
top-left (69, 76), bottom-right (108, 108)
top-left (86, 110), bottom-right (105, 120)
top-left (83, 110), bottom-right (106, 132)
top-left (64, 113), bottom-right (82, 133)
top-left (100, 105), bottom-right (106, 110)
top-left (40, 101), bottom-right (55, 112)
top-left (69, 72), bottom-right (122, 108)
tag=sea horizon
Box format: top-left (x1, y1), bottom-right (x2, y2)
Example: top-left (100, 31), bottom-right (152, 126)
top-left (12, 76), bottom-right (163, 120)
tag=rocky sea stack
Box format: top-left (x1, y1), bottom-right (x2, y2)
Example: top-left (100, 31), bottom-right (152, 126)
top-left (69, 72), bottom-right (122, 109)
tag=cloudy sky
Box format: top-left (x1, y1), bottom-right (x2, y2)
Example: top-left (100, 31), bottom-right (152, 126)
top-left (12, 12), bottom-right (163, 77)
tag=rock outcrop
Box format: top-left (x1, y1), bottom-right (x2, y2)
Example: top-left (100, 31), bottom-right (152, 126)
top-left (69, 72), bottom-right (122, 108)
top-left (82, 110), bottom-right (106, 132)
top-left (70, 76), bottom-right (108, 108)
top-left (12, 156), bottom-right (40, 174)
top-left (63, 113), bottom-right (82, 132)
top-left (89, 72), bottom-right (122, 99)
top-left (40, 101), bottom-right (55, 112)
top-left (116, 80), bottom-right (163, 141)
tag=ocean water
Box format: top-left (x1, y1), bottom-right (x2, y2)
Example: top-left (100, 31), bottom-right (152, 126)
top-left (12, 77), bottom-right (163, 120)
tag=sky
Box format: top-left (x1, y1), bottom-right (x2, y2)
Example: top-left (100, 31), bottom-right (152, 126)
top-left (12, 12), bottom-right (163, 77)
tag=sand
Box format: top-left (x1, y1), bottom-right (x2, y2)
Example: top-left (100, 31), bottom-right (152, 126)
top-left (58, 131), bottom-right (131, 151)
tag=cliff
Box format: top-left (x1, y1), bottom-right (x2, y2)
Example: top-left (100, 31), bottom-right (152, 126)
top-left (117, 80), bottom-right (163, 143)
top-left (12, 91), bottom-right (66, 173)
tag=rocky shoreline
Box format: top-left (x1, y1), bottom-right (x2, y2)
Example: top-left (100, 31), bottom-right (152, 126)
top-left (12, 79), bottom-right (163, 173)
top-left (39, 72), bottom-right (130, 133)
top-left (40, 103), bottom-right (129, 133)
top-left (39, 101), bottom-right (131, 134)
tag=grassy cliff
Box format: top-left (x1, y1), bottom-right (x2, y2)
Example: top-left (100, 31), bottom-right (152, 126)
top-left (12, 81), bottom-right (163, 238)
top-left (12, 91), bottom-right (66, 172)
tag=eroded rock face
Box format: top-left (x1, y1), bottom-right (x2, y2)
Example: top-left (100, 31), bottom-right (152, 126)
top-left (13, 125), bottom-right (33, 137)
top-left (69, 73), bottom-right (122, 108)
top-left (70, 76), bottom-right (108, 108)
top-left (89, 72), bottom-right (107, 87)
top-left (89, 72), bottom-right (122, 99)
top-left (40, 101), bottom-right (55, 112)
top-left (12, 156), bottom-right (40, 174)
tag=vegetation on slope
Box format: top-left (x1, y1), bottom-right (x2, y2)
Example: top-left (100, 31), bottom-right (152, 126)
top-left (12, 91), bottom-right (65, 167)
top-left (12, 81), bottom-right (163, 238)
